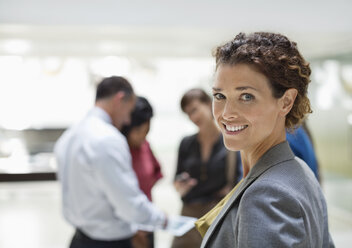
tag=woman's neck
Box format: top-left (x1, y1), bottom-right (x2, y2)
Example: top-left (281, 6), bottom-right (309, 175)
top-left (197, 121), bottom-right (220, 163)
top-left (240, 129), bottom-right (286, 178)
top-left (198, 121), bottom-right (220, 143)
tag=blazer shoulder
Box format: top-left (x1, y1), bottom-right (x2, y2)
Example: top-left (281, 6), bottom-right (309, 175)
top-left (241, 177), bottom-right (302, 213)
top-left (259, 156), bottom-right (320, 193)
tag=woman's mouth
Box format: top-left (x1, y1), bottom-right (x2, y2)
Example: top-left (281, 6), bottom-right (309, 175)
top-left (224, 124), bottom-right (248, 133)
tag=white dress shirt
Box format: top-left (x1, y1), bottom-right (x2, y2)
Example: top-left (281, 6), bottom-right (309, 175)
top-left (54, 107), bottom-right (166, 240)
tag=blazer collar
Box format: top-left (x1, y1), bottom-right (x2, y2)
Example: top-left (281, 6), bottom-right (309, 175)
top-left (201, 141), bottom-right (295, 247)
top-left (246, 141), bottom-right (295, 179)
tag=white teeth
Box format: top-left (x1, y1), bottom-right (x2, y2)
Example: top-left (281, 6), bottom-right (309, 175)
top-left (225, 125), bottom-right (247, 132)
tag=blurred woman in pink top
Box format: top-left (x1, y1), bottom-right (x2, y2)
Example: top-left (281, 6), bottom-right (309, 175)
top-left (121, 96), bottom-right (163, 248)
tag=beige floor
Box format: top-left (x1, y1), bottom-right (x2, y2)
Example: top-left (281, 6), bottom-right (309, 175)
top-left (0, 173), bottom-right (351, 248)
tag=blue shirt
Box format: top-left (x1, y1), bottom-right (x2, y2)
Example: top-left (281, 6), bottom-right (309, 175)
top-left (286, 126), bottom-right (319, 180)
top-left (54, 107), bottom-right (166, 240)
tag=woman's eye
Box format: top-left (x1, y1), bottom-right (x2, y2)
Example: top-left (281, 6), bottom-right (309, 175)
top-left (240, 93), bottom-right (254, 101)
top-left (213, 93), bottom-right (225, 100)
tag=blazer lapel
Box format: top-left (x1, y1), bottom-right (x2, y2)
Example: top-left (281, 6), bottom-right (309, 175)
top-left (201, 141), bottom-right (295, 247)
top-left (201, 175), bottom-right (256, 247)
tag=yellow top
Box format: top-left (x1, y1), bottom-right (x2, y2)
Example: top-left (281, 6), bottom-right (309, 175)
top-left (195, 179), bottom-right (243, 237)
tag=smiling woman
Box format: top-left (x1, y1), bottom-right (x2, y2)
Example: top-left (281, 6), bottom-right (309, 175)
top-left (195, 32), bottom-right (335, 248)
top-left (212, 63), bottom-right (290, 162)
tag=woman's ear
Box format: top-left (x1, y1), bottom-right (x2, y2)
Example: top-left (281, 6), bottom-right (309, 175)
top-left (279, 88), bottom-right (298, 117)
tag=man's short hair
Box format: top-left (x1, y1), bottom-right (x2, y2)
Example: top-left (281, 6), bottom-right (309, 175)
top-left (95, 76), bottom-right (134, 101)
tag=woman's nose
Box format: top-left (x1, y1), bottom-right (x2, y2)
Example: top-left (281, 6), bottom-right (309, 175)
top-left (222, 100), bottom-right (239, 120)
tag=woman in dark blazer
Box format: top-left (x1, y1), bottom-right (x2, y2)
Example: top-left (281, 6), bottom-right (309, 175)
top-left (196, 32), bottom-right (335, 248)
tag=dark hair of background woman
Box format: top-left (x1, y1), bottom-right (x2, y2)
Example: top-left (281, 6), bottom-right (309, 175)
top-left (180, 88), bottom-right (211, 113)
top-left (121, 96), bottom-right (153, 136)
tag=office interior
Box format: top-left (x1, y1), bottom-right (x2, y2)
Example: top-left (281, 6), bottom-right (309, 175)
top-left (0, 0), bottom-right (351, 247)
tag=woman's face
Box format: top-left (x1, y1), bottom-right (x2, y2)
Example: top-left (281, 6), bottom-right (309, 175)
top-left (184, 99), bottom-right (213, 129)
top-left (128, 121), bottom-right (150, 148)
top-left (212, 63), bottom-right (286, 153)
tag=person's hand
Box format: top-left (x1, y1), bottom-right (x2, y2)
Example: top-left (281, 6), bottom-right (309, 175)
top-left (132, 230), bottom-right (149, 248)
top-left (215, 184), bottom-right (232, 198)
top-left (173, 172), bottom-right (198, 197)
top-left (162, 214), bottom-right (168, 230)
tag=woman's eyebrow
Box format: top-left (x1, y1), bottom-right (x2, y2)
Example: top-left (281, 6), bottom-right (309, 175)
top-left (213, 86), bottom-right (259, 92)
top-left (235, 86), bottom-right (259, 91)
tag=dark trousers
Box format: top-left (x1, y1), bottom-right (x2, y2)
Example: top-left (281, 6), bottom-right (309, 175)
top-left (70, 229), bottom-right (133, 248)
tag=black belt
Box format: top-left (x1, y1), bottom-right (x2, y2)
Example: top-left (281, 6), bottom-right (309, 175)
top-left (72, 229), bottom-right (132, 248)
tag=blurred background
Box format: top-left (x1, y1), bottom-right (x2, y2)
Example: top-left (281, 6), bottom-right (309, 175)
top-left (0, 0), bottom-right (351, 247)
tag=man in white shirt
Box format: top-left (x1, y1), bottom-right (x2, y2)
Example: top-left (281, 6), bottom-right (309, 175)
top-left (55, 76), bottom-right (167, 248)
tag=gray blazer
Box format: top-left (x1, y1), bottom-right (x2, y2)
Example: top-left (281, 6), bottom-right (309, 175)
top-left (201, 141), bottom-right (335, 248)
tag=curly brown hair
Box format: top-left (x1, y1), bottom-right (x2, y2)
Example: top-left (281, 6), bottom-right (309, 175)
top-left (214, 32), bottom-right (312, 129)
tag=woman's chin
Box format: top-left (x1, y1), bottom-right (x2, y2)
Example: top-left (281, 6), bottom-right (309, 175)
top-left (223, 140), bottom-right (242, 151)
